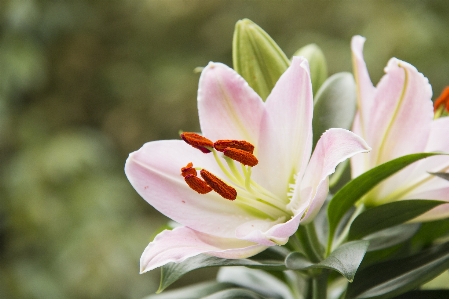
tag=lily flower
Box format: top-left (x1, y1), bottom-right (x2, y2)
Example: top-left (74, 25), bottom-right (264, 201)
top-left (351, 35), bottom-right (449, 220)
top-left (125, 57), bottom-right (370, 273)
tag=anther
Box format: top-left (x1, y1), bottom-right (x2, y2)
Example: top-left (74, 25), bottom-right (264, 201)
top-left (181, 132), bottom-right (214, 153)
top-left (200, 169), bottom-right (237, 200)
top-left (223, 148), bottom-right (259, 167)
top-left (181, 162), bottom-right (197, 177)
top-left (214, 140), bottom-right (254, 154)
top-left (184, 174), bottom-right (213, 194)
top-left (434, 86), bottom-right (449, 112)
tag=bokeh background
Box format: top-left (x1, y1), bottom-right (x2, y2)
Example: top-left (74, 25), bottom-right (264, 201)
top-left (1, 0), bottom-right (448, 298)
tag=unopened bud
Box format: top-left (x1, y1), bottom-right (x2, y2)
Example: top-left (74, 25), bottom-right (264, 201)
top-left (294, 44), bottom-right (328, 96)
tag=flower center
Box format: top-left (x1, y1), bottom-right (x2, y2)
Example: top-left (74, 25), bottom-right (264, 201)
top-left (434, 86), bottom-right (449, 118)
top-left (180, 132), bottom-right (290, 220)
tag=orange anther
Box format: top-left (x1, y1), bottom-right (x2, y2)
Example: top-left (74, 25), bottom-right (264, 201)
top-left (434, 86), bottom-right (449, 112)
top-left (184, 174), bottom-right (213, 194)
top-left (200, 169), bottom-right (237, 200)
top-left (181, 132), bottom-right (214, 153)
top-left (214, 140), bottom-right (255, 154)
top-left (224, 148), bottom-right (259, 167)
top-left (181, 162), bottom-right (197, 177)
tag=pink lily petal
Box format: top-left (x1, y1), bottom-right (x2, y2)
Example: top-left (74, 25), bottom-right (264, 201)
top-left (198, 62), bottom-right (265, 146)
top-left (255, 57), bottom-right (313, 198)
top-left (140, 226), bottom-right (267, 273)
top-left (293, 129), bottom-right (371, 223)
top-left (125, 140), bottom-right (257, 239)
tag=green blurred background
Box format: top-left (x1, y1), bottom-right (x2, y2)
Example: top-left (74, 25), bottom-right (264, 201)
top-left (1, 0), bottom-right (448, 298)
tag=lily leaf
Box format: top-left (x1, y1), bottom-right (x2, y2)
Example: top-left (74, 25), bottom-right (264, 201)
top-left (285, 240), bottom-right (369, 282)
top-left (158, 253), bottom-right (286, 292)
top-left (327, 153), bottom-right (443, 249)
top-left (348, 200), bottom-right (446, 240)
top-left (312, 72), bottom-right (357, 148)
top-left (143, 282), bottom-right (235, 299)
top-left (346, 241), bottom-right (449, 299)
top-left (429, 172), bottom-right (449, 181)
top-left (233, 19), bottom-right (290, 100)
top-left (203, 288), bottom-right (266, 299)
top-left (364, 224), bottom-right (420, 252)
top-left (392, 290), bottom-right (449, 299)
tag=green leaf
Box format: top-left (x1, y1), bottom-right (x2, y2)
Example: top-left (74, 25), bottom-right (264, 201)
top-left (158, 254), bottom-right (286, 293)
top-left (429, 172), bottom-right (449, 181)
top-left (348, 200), bottom-right (446, 240)
top-left (327, 153), bottom-right (442, 250)
top-left (286, 240), bottom-right (369, 282)
top-left (412, 218), bottom-right (449, 248)
top-left (294, 43), bottom-right (328, 95)
top-left (392, 290), bottom-right (449, 299)
top-left (364, 224), bottom-right (420, 252)
top-left (312, 72), bottom-right (356, 148)
top-left (233, 19), bottom-right (290, 100)
top-left (143, 282), bottom-right (235, 299)
top-left (346, 241), bottom-right (449, 299)
top-left (203, 288), bottom-right (266, 299)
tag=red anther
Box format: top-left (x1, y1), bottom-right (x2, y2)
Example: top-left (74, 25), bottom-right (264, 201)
top-left (181, 162), bottom-right (197, 177)
top-left (434, 87), bottom-right (449, 112)
top-left (184, 174), bottom-right (213, 194)
top-left (200, 169), bottom-right (237, 200)
top-left (223, 147), bottom-right (259, 167)
top-left (181, 132), bottom-right (214, 153)
top-left (214, 140), bottom-right (254, 154)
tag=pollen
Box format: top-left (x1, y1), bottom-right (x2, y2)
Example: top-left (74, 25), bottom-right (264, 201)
top-left (214, 140), bottom-right (254, 153)
top-left (434, 86), bottom-right (449, 112)
top-left (200, 169), bottom-right (237, 200)
top-left (223, 147), bottom-right (259, 167)
top-left (181, 132), bottom-right (214, 153)
top-left (181, 162), bottom-right (197, 177)
top-left (184, 174), bottom-right (213, 194)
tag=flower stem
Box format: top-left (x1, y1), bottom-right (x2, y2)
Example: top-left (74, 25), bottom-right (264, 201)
top-left (297, 222), bottom-right (323, 263)
top-left (312, 272), bottom-right (328, 299)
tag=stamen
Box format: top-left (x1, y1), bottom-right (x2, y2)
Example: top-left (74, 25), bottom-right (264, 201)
top-left (214, 140), bottom-right (254, 154)
top-left (224, 148), bottom-right (259, 167)
top-left (200, 169), bottom-right (237, 200)
top-left (181, 132), bottom-right (214, 153)
top-left (181, 162), bottom-right (197, 177)
top-left (434, 86), bottom-right (449, 112)
top-left (184, 174), bottom-right (213, 194)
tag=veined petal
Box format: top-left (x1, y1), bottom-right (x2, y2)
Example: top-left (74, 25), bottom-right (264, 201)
top-left (140, 226), bottom-right (267, 273)
top-left (125, 140), bottom-right (257, 239)
top-left (255, 57), bottom-right (313, 198)
top-left (292, 129), bottom-right (371, 223)
top-left (198, 62), bottom-right (265, 146)
top-left (351, 35), bottom-right (376, 136)
top-left (366, 58), bottom-right (433, 167)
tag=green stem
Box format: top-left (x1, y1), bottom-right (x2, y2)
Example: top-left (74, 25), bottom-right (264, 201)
top-left (312, 272), bottom-right (328, 299)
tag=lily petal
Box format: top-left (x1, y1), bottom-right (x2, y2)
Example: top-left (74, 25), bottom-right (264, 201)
top-left (198, 62), bottom-right (265, 146)
top-left (125, 140), bottom-right (257, 239)
top-left (294, 129), bottom-right (371, 223)
top-left (140, 226), bottom-right (267, 273)
top-left (255, 57), bottom-right (313, 197)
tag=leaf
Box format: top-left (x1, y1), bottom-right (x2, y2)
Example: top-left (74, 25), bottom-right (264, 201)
top-left (312, 72), bottom-right (357, 148)
top-left (327, 153), bottom-right (442, 248)
top-left (158, 254), bottom-right (286, 292)
top-left (392, 290), bottom-right (449, 299)
top-left (143, 282), bottom-right (235, 299)
top-left (286, 240), bottom-right (369, 282)
top-left (203, 288), bottom-right (266, 299)
top-left (346, 241), bottom-right (449, 299)
top-left (233, 19), bottom-right (290, 100)
top-left (364, 224), bottom-right (420, 252)
top-left (429, 172), bottom-right (449, 181)
top-left (348, 200), bottom-right (446, 240)
top-left (412, 218), bottom-right (449, 248)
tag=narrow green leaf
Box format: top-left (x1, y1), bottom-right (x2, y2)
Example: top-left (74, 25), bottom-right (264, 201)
top-left (286, 240), bottom-right (369, 282)
top-left (392, 290), bottom-right (449, 299)
top-left (312, 72), bottom-right (356, 148)
top-left (429, 172), bottom-right (449, 181)
top-left (203, 288), bottom-right (265, 299)
top-left (294, 43), bottom-right (328, 95)
top-left (348, 200), bottom-right (446, 240)
top-left (364, 224), bottom-right (420, 252)
top-left (412, 218), bottom-right (449, 248)
top-left (143, 282), bottom-right (235, 299)
top-left (346, 241), bottom-right (449, 299)
top-left (158, 254), bottom-right (286, 292)
top-left (327, 153), bottom-right (442, 249)
top-left (233, 19), bottom-right (290, 100)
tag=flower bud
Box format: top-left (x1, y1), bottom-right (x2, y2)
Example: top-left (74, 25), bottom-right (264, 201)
top-left (233, 19), bottom-right (290, 101)
top-left (294, 43), bottom-right (328, 95)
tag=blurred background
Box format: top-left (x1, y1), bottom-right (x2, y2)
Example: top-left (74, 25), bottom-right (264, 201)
top-left (1, 0), bottom-right (448, 298)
